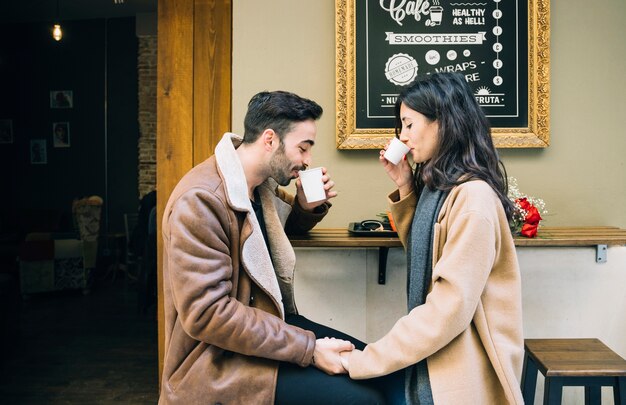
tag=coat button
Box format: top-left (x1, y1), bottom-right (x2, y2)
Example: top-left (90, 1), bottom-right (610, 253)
top-left (249, 295), bottom-right (255, 305)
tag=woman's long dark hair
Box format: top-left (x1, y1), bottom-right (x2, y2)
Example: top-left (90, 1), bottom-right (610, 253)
top-left (394, 72), bottom-right (514, 220)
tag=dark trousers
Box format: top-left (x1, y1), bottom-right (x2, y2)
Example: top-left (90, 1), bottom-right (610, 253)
top-left (275, 314), bottom-right (405, 405)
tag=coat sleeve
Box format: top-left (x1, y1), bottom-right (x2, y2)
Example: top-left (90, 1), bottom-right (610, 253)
top-left (165, 188), bottom-right (315, 366)
top-left (388, 188), bottom-right (417, 247)
top-left (280, 188), bottom-right (331, 235)
top-left (348, 206), bottom-right (497, 379)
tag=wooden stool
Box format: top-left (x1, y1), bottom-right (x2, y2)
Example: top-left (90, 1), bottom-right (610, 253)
top-left (521, 338), bottom-right (626, 405)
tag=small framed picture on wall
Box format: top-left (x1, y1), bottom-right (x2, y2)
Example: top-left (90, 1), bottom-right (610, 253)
top-left (0, 119), bottom-right (12, 144)
top-left (52, 122), bottom-right (70, 147)
top-left (30, 139), bottom-right (47, 164)
top-left (50, 90), bottom-right (73, 109)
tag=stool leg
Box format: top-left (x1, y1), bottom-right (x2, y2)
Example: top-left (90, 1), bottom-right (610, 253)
top-left (522, 353), bottom-right (539, 404)
top-left (584, 385), bottom-right (600, 405)
top-left (544, 377), bottom-right (563, 405)
top-left (615, 376), bottom-right (625, 405)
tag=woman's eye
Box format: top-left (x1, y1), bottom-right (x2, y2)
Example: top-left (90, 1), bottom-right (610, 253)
top-left (406, 124), bottom-right (412, 130)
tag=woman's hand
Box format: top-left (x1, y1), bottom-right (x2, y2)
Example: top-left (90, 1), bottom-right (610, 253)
top-left (339, 350), bottom-right (353, 372)
top-left (379, 140), bottom-right (414, 197)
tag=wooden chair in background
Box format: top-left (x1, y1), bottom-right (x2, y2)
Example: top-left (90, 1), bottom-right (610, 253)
top-left (522, 338), bottom-right (626, 405)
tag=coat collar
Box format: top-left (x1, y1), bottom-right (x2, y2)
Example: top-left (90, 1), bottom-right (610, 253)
top-left (214, 132), bottom-right (295, 318)
top-left (214, 132), bottom-right (249, 212)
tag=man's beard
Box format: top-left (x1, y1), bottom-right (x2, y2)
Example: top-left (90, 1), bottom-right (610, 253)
top-left (269, 143), bottom-right (303, 186)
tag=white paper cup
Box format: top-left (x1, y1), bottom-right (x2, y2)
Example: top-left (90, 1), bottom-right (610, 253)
top-left (298, 167), bottom-right (326, 203)
top-left (383, 138), bottom-right (410, 165)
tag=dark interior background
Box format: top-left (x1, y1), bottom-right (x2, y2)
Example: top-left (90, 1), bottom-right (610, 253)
top-left (0, 17), bottom-right (139, 237)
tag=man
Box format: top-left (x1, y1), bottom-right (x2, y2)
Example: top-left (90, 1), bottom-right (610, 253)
top-left (159, 91), bottom-right (386, 404)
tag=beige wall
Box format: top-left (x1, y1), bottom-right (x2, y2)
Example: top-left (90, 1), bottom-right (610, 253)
top-left (233, 0), bottom-right (626, 229)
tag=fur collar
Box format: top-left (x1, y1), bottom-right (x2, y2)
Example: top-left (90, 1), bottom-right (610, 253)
top-left (214, 133), bottom-right (295, 318)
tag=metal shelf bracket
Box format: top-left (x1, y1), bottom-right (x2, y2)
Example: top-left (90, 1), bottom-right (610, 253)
top-left (596, 244), bottom-right (607, 263)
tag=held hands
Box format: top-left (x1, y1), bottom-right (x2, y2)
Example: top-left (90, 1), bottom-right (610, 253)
top-left (379, 141), bottom-right (414, 198)
top-left (312, 337), bottom-right (354, 375)
top-left (339, 350), bottom-right (353, 372)
top-left (295, 167), bottom-right (337, 211)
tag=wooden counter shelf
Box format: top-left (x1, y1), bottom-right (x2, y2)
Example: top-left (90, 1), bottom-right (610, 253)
top-left (512, 226), bottom-right (626, 247)
top-left (289, 226), bottom-right (626, 284)
top-left (289, 228), bottom-right (402, 248)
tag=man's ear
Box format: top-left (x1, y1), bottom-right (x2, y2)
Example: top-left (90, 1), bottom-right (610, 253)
top-left (261, 129), bottom-right (277, 151)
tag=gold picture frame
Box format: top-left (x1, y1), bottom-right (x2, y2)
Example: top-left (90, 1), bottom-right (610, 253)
top-left (335, 0), bottom-right (550, 149)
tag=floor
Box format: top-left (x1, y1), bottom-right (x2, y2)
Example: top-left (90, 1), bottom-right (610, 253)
top-left (0, 276), bottom-right (159, 404)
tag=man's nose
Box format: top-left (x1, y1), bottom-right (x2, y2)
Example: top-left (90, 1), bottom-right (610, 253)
top-left (303, 154), bottom-right (312, 168)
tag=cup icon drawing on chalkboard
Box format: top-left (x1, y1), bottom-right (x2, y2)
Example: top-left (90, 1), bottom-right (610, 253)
top-left (430, 6), bottom-right (443, 26)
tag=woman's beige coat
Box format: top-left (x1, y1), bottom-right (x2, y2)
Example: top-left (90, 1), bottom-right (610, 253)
top-left (348, 180), bottom-right (525, 404)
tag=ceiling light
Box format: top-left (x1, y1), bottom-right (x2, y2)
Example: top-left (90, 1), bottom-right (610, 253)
top-left (52, 0), bottom-right (62, 41)
top-left (52, 24), bottom-right (63, 41)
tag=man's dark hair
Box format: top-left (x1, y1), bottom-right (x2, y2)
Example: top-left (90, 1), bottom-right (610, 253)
top-left (242, 91), bottom-right (323, 143)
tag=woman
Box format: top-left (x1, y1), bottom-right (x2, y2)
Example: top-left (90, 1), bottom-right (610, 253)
top-left (340, 72), bottom-right (524, 404)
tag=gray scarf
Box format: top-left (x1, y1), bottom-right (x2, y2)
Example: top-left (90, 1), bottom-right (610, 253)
top-left (405, 185), bottom-right (448, 405)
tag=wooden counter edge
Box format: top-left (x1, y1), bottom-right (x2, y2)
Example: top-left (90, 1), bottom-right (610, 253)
top-left (288, 227), bottom-right (626, 248)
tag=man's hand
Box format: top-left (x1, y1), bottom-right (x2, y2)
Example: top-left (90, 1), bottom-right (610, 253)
top-left (312, 337), bottom-right (354, 375)
top-left (295, 167), bottom-right (337, 212)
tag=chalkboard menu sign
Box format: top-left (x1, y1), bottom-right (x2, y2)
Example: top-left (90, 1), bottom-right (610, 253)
top-left (335, 0), bottom-right (550, 149)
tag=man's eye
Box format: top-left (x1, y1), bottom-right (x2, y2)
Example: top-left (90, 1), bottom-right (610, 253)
top-left (406, 124), bottom-right (412, 130)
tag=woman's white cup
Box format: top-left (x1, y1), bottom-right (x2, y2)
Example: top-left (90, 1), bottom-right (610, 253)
top-left (383, 138), bottom-right (410, 165)
top-left (298, 167), bottom-right (326, 203)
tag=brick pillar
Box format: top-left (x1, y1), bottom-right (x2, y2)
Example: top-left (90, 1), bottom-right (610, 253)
top-left (137, 35), bottom-right (157, 199)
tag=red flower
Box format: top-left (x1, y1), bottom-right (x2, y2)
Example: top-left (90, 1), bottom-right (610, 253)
top-left (521, 222), bottom-right (539, 238)
top-left (516, 197), bottom-right (531, 211)
top-left (524, 205), bottom-right (542, 225)
top-left (514, 197), bottom-right (543, 238)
